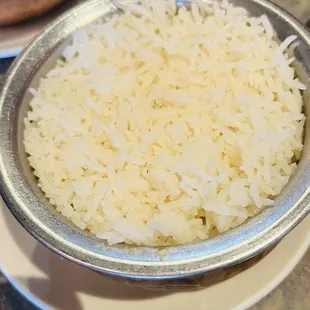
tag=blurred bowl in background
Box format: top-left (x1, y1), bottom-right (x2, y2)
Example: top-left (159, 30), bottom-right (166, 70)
top-left (0, 0), bottom-right (81, 58)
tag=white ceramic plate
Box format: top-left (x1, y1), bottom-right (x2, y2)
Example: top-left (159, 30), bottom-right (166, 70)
top-left (0, 198), bottom-right (309, 310)
top-left (0, 1), bottom-right (81, 59)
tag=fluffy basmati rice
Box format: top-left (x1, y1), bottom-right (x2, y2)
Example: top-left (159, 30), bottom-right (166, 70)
top-left (24, 0), bottom-right (305, 246)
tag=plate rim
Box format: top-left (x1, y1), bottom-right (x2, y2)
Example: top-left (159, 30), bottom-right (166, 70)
top-left (0, 47), bottom-right (22, 59)
top-left (1, 220), bottom-right (309, 310)
top-left (236, 232), bottom-right (310, 310)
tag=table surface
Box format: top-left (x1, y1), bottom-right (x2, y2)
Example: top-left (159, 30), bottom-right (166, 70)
top-left (0, 0), bottom-right (310, 309)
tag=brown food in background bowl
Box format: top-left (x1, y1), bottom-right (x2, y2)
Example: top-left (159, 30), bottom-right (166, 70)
top-left (0, 0), bottom-right (65, 26)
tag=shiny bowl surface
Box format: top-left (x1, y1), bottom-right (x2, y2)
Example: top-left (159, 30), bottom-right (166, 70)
top-left (0, 0), bottom-right (310, 280)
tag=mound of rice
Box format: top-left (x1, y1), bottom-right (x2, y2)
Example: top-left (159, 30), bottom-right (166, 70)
top-left (24, 0), bottom-right (305, 246)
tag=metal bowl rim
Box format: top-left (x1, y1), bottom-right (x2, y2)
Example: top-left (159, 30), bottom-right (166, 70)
top-left (0, 0), bottom-right (310, 280)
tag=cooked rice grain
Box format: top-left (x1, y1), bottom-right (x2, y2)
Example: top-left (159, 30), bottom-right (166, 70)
top-left (24, 0), bottom-right (305, 246)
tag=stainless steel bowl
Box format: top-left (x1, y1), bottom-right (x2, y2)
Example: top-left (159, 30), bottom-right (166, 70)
top-left (0, 0), bottom-right (310, 280)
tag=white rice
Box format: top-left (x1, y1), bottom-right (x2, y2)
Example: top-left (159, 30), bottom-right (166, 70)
top-left (24, 0), bottom-right (305, 246)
